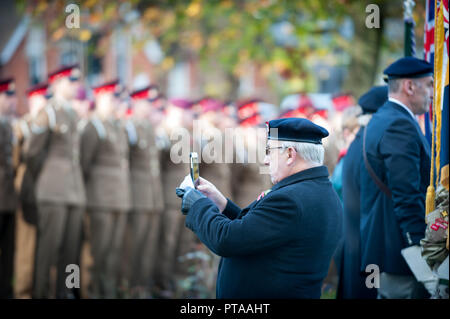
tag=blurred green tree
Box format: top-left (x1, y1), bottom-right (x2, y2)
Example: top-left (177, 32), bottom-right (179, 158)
top-left (17, 0), bottom-right (425, 99)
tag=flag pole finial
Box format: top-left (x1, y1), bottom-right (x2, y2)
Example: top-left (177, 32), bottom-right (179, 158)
top-left (403, 0), bottom-right (416, 20)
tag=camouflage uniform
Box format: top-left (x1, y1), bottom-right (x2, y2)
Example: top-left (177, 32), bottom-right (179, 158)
top-left (421, 185), bottom-right (449, 298)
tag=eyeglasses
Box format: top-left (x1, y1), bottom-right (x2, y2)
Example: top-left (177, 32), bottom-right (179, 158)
top-left (265, 145), bottom-right (284, 156)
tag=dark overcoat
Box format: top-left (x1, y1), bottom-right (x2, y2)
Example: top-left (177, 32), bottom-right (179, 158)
top-left (186, 166), bottom-right (343, 298)
top-left (337, 127), bottom-right (377, 299)
top-left (360, 101), bottom-right (430, 275)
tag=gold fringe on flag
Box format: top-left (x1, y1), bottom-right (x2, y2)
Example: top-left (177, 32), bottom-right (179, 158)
top-left (426, 0), bottom-right (445, 217)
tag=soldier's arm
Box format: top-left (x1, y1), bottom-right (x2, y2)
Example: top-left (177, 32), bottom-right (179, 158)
top-left (0, 123), bottom-right (7, 166)
top-left (125, 120), bottom-right (138, 146)
top-left (80, 121), bottom-right (100, 180)
top-left (24, 108), bottom-right (50, 163)
top-left (11, 121), bottom-right (23, 172)
top-left (380, 119), bottom-right (427, 246)
top-left (185, 192), bottom-right (299, 257)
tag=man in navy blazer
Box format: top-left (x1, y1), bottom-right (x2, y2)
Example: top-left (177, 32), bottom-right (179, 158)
top-left (360, 57), bottom-right (433, 299)
top-left (175, 118), bottom-right (342, 298)
top-left (337, 86), bottom-right (388, 299)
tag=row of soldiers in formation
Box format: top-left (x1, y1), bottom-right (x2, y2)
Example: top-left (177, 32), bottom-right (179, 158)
top-left (0, 64), bottom-right (284, 299)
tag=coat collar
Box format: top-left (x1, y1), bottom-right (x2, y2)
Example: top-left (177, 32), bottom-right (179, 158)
top-left (388, 98), bottom-right (415, 120)
top-left (271, 166), bottom-right (329, 192)
top-left (386, 101), bottom-right (431, 156)
top-left (386, 100), bottom-right (416, 121)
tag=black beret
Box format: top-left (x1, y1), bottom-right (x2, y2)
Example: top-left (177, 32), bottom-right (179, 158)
top-left (267, 118), bottom-right (329, 144)
top-left (358, 86), bottom-right (388, 114)
top-left (383, 57), bottom-right (433, 82)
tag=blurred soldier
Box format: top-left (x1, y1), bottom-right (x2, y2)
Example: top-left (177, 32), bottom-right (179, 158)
top-left (80, 80), bottom-right (131, 298)
top-left (0, 78), bottom-right (18, 298)
top-left (154, 98), bottom-right (193, 297)
top-left (361, 57), bottom-right (433, 298)
top-left (26, 65), bottom-right (86, 299)
top-left (13, 83), bottom-right (49, 298)
top-left (123, 85), bottom-right (164, 298)
top-left (195, 98), bottom-right (233, 200)
top-left (232, 100), bottom-right (271, 208)
top-left (336, 85), bottom-right (388, 299)
top-left (180, 97), bottom-right (234, 297)
top-left (217, 100), bottom-right (238, 132)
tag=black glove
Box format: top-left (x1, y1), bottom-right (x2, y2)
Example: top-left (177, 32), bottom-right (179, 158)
top-left (175, 187), bottom-right (206, 215)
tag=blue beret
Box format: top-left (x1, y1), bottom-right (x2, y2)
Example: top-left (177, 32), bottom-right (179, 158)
top-left (383, 57), bottom-right (433, 82)
top-left (358, 86), bottom-right (388, 114)
top-left (267, 118), bottom-right (329, 144)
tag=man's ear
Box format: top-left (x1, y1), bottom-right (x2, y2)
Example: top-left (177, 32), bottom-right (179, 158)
top-left (404, 79), bottom-right (415, 96)
top-left (286, 147), bottom-right (296, 165)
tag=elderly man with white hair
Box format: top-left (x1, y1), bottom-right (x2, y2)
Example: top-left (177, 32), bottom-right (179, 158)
top-left (175, 117), bottom-right (343, 298)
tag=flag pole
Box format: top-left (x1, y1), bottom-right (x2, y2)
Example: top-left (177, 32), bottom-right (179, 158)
top-left (403, 0), bottom-right (416, 57)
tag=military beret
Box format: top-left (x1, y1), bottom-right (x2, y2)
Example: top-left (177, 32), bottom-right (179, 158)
top-left (198, 98), bottom-right (224, 113)
top-left (92, 80), bottom-right (121, 96)
top-left (169, 98), bottom-right (193, 109)
top-left (267, 117), bottom-right (329, 144)
top-left (240, 114), bottom-right (262, 127)
top-left (27, 83), bottom-right (49, 98)
top-left (130, 85), bottom-right (160, 102)
top-left (0, 78), bottom-right (15, 95)
top-left (237, 99), bottom-right (259, 121)
top-left (358, 85), bottom-right (388, 114)
top-left (48, 64), bottom-right (81, 83)
top-left (383, 57), bottom-right (433, 82)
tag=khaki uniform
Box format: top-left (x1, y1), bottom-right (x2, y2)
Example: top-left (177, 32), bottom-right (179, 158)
top-left (0, 116), bottom-right (17, 298)
top-left (232, 128), bottom-right (272, 208)
top-left (123, 119), bottom-right (164, 296)
top-left (14, 116), bottom-right (40, 224)
top-left (189, 130), bottom-right (234, 297)
top-left (12, 116), bottom-right (38, 298)
top-left (25, 99), bottom-right (86, 298)
top-left (80, 116), bottom-right (131, 298)
top-left (154, 127), bottom-right (192, 295)
top-left (198, 130), bottom-right (233, 199)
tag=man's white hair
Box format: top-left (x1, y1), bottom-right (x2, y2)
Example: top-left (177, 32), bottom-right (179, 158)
top-left (280, 141), bottom-right (324, 165)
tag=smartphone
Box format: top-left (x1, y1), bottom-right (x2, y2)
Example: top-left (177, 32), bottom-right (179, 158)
top-left (190, 152), bottom-right (200, 188)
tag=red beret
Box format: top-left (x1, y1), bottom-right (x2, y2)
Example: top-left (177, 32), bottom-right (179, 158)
top-left (27, 83), bottom-right (49, 98)
top-left (92, 80), bottom-right (121, 96)
top-left (0, 78), bottom-right (15, 94)
top-left (130, 85), bottom-right (160, 101)
top-left (48, 64), bottom-right (80, 83)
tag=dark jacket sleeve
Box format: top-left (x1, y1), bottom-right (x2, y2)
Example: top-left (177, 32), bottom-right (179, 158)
top-left (185, 193), bottom-right (300, 257)
top-left (380, 118), bottom-right (427, 245)
top-left (222, 198), bottom-right (241, 220)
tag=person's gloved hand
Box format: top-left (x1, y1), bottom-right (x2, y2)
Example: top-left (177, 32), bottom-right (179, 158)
top-left (175, 186), bottom-right (206, 215)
